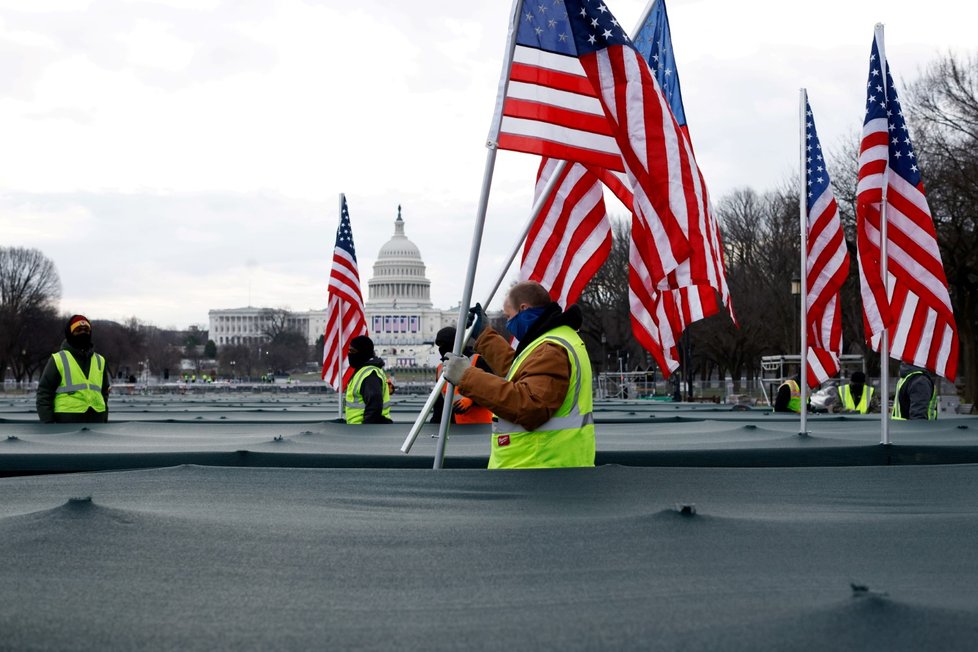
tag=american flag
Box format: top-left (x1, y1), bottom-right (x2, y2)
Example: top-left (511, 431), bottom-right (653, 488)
top-left (496, 0), bottom-right (694, 289)
top-left (321, 194), bottom-right (368, 390)
top-left (629, 0), bottom-right (734, 374)
top-left (856, 32), bottom-right (959, 380)
top-left (520, 159), bottom-right (612, 307)
top-left (804, 96), bottom-right (850, 387)
top-left (508, 0), bottom-right (729, 377)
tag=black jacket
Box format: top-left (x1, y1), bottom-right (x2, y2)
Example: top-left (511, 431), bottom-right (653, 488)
top-left (354, 357), bottom-right (393, 424)
top-left (897, 363), bottom-right (936, 420)
top-left (36, 341), bottom-right (111, 424)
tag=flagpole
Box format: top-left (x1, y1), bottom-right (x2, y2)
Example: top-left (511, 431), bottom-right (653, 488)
top-left (337, 301), bottom-right (344, 420)
top-left (406, 0), bottom-right (673, 459)
top-left (401, 158), bottom-right (570, 455)
top-left (798, 89), bottom-right (809, 437)
top-left (429, 0), bottom-right (525, 469)
top-left (336, 193), bottom-right (346, 421)
top-left (876, 23), bottom-right (891, 446)
top-left (635, 0), bottom-right (658, 33)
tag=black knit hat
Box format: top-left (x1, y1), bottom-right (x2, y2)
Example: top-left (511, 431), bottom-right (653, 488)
top-left (349, 335), bottom-right (374, 358)
top-left (435, 327), bottom-right (455, 350)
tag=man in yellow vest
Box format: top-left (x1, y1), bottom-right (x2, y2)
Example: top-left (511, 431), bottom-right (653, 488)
top-left (892, 363), bottom-right (938, 420)
top-left (442, 281), bottom-right (595, 469)
top-left (431, 326), bottom-right (494, 425)
top-left (826, 371), bottom-right (879, 414)
top-left (344, 335), bottom-right (393, 424)
top-left (773, 375), bottom-right (802, 413)
top-left (36, 315), bottom-right (110, 423)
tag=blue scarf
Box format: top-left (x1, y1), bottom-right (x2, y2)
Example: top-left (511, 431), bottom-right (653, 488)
top-left (506, 306), bottom-right (546, 341)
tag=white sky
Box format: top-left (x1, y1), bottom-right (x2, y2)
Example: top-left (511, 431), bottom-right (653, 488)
top-left (1, 0), bottom-right (975, 330)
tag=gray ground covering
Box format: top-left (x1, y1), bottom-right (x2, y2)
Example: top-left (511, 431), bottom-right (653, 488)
top-left (3, 393), bottom-right (978, 650)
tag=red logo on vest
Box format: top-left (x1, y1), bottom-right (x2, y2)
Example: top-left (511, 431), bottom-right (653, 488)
top-left (497, 435), bottom-right (510, 447)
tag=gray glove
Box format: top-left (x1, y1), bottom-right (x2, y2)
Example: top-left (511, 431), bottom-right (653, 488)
top-left (466, 303), bottom-right (486, 340)
top-left (442, 353), bottom-right (470, 385)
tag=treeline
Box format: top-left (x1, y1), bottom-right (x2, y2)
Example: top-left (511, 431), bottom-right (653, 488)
top-left (0, 247), bottom-right (204, 382)
top-left (3, 53), bottom-right (974, 400)
top-left (577, 51), bottom-right (978, 405)
top-left (0, 250), bottom-right (314, 383)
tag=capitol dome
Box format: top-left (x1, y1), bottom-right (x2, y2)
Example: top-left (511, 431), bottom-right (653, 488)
top-left (367, 206), bottom-right (432, 308)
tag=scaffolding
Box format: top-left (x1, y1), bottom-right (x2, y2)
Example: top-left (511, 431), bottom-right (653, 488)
top-left (759, 354), bottom-right (865, 406)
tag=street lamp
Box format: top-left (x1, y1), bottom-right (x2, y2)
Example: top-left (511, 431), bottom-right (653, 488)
top-left (790, 272), bottom-right (802, 297)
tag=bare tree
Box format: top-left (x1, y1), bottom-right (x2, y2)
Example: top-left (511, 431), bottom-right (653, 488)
top-left (905, 52), bottom-right (978, 405)
top-left (0, 247), bottom-right (61, 381)
top-left (7, 306), bottom-right (62, 381)
top-left (93, 318), bottom-right (148, 381)
top-left (577, 217), bottom-right (649, 373)
top-left (697, 186), bottom-right (796, 387)
top-left (143, 325), bottom-right (181, 380)
top-left (218, 344), bottom-right (256, 380)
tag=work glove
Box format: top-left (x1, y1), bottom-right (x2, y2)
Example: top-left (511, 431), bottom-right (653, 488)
top-left (466, 303), bottom-right (486, 340)
top-left (453, 397), bottom-right (474, 414)
top-left (442, 353), bottom-right (470, 385)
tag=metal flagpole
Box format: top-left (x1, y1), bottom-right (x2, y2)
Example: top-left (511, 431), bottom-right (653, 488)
top-left (876, 23), bottom-right (891, 446)
top-left (337, 302), bottom-right (344, 420)
top-left (407, 0), bottom-right (666, 461)
top-left (798, 89), bottom-right (809, 437)
top-left (429, 0), bottom-right (524, 469)
top-left (400, 158), bottom-right (570, 454)
top-left (336, 193), bottom-right (345, 421)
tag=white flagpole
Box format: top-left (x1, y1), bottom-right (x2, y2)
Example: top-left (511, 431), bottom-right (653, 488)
top-left (336, 300), bottom-right (344, 420)
top-left (798, 89), bottom-right (809, 437)
top-left (336, 193), bottom-right (345, 421)
top-left (635, 0), bottom-right (658, 32)
top-left (400, 159), bottom-right (570, 454)
top-left (429, 0), bottom-right (524, 469)
top-left (876, 23), bottom-right (891, 446)
top-left (406, 0), bottom-right (663, 459)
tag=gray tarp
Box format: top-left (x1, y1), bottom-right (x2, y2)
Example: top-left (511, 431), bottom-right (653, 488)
top-left (3, 464), bottom-right (978, 650)
top-left (4, 396), bottom-right (978, 649)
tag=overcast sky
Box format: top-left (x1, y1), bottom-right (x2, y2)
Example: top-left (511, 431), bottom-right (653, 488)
top-left (1, 0), bottom-right (975, 330)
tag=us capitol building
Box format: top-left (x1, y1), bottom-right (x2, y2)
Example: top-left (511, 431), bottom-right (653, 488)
top-left (208, 208), bottom-right (460, 369)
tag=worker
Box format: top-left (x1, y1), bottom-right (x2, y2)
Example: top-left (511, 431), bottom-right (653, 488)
top-left (344, 335), bottom-right (393, 424)
top-left (442, 281), bottom-right (594, 469)
top-left (826, 371), bottom-right (879, 414)
top-left (773, 375), bottom-right (802, 413)
top-left (36, 315), bottom-right (110, 423)
top-left (892, 363), bottom-right (938, 420)
top-left (431, 326), bottom-right (493, 425)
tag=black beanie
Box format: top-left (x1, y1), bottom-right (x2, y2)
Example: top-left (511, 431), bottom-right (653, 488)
top-left (349, 335), bottom-right (374, 358)
top-left (435, 327), bottom-right (455, 351)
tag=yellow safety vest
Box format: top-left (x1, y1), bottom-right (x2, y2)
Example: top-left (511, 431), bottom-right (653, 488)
top-left (52, 351), bottom-right (107, 414)
top-left (776, 379), bottom-right (801, 413)
top-left (892, 371), bottom-right (938, 420)
top-left (838, 384), bottom-right (874, 414)
top-left (489, 325), bottom-right (595, 469)
top-left (344, 365), bottom-right (391, 424)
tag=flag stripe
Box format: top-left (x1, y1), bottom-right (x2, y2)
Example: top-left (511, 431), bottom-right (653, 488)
top-left (321, 196), bottom-right (368, 390)
top-left (855, 33), bottom-right (958, 380)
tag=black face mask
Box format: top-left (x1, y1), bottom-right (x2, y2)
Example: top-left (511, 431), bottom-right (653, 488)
top-left (348, 350), bottom-right (370, 369)
top-left (67, 333), bottom-right (92, 350)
